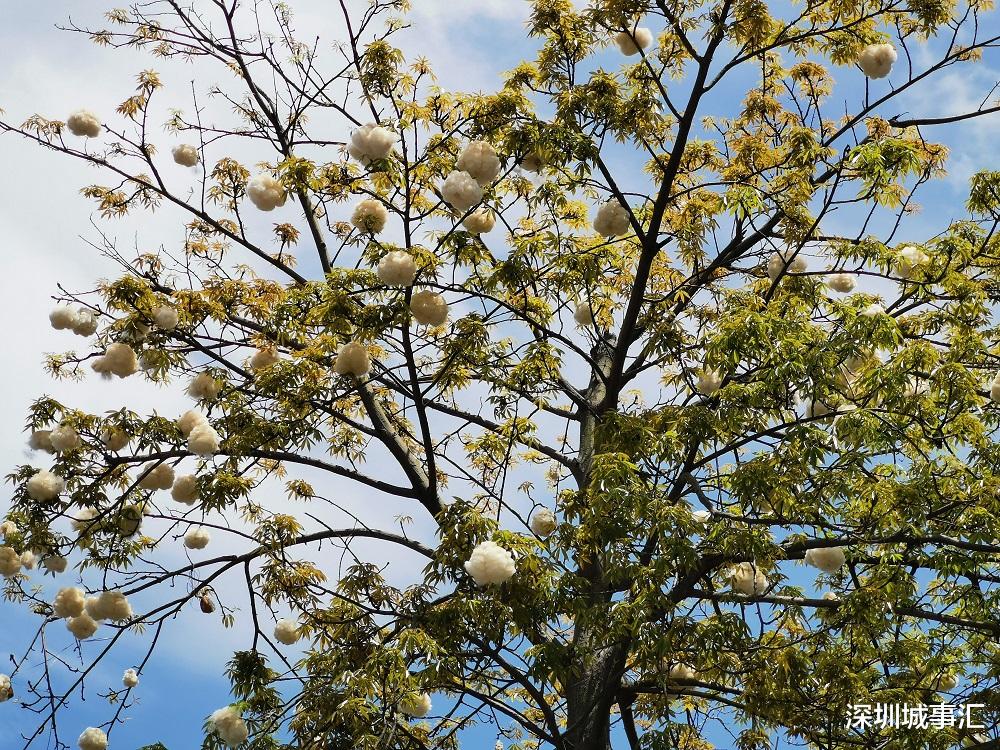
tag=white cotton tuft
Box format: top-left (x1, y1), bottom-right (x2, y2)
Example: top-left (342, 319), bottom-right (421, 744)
top-left (691, 509), bottom-right (711, 524)
top-left (210, 706), bottom-right (249, 748)
top-left (400, 691), bottom-right (433, 718)
top-left (348, 123), bottom-right (395, 164)
top-left (50, 306), bottom-right (78, 330)
top-left (464, 540), bottom-right (516, 586)
top-left (351, 198), bottom-right (388, 234)
top-left (188, 372), bottom-right (222, 401)
top-left (274, 618), bottom-right (300, 645)
top-left (101, 428), bottom-right (129, 452)
top-left (0, 547), bottom-right (21, 577)
top-left (153, 305), bottom-right (179, 331)
top-left (49, 425), bottom-right (81, 453)
top-left (519, 151), bottom-right (545, 173)
top-left (54, 587), bottom-right (87, 619)
top-left (19, 551), bottom-right (36, 570)
top-left (77, 726), bottom-right (108, 750)
top-left (0, 520), bottom-right (16, 538)
top-left (333, 341), bottom-right (371, 377)
top-left (529, 508), bottom-right (558, 537)
top-left (804, 546), bottom-right (846, 573)
top-left (592, 200), bottom-right (630, 237)
top-left (177, 410), bottom-right (209, 438)
top-left (728, 562), bottom-right (769, 596)
top-left (376, 251), bottom-right (417, 286)
top-left (858, 43), bottom-right (897, 79)
top-left (441, 171), bottom-right (483, 212)
top-left (138, 462), bottom-right (175, 491)
top-left (86, 590), bottom-right (132, 622)
top-left (0, 674), bottom-right (11, 702)
top-left (66, 110), bottom-right (102, 138)
top-left (188, 423), bottom-right (221, 457)
top-left (804, 398), bottom-right (832, 419)
top-left (184, 527), bottom-right (211, 550)
top-left (250, 348), bottom-right (281, 370)
top-left (92, 342), bottom-right (139, 379)
top-left (71, 508), bottom-right (99, 534)
top-left (457, 141), bottom-right (501, 186)
top-left (896, 245), bottom-right (929, 280)
top-left (462, 209), bottom-right (496, 234)
top-left (614, 27), bottom-right (654, 56)
top-left (29, 430), bottom-right (55, 453)
top-left (71, 309), bottom-right (99, 337)
top-left (696, 368), bottom-right (723, 395)
top-left (573, 301), bottom-right (596, 327)
top-left (767, 248), bottom-right (807, 281)
top-left (410, 290), bottom-right (448, 326)
top-left (935, 672), bottom-right (958, 691)
top-left (66, 613), bottom-right (99, 640)
top-left (826, 273), bottom-right (856, 293)
top-left (122, 668), bottom-right (139, 688)
top-left (666, 662), bottom-right (696, 681)
top-left (26, 470), bottom-right (65, 501)
top-left (246, 174), bottom-right (287, 211)
top-left (172, 144), bottom-right (200, 167)
top-left (171, 474), bottom-right (200, 505)
top-left (860, 303), bottom-right (885, 317)
top-left (990, 374), bottom-right (1000, 403)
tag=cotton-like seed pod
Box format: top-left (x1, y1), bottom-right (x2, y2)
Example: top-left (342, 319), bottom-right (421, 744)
top-left (177, 409), bottom-right (208, 438)
top-left (250, 347), bottom-right (281, 370)
top-left (184, 527), bottom-right (211, 550)
top-left (462, 209), bottom-right (496, 234)
top-left (100, 427), bottom-right (129, 452)
top-left (935, 672), bottom-right (958, 691)
top-left (614, 27), bottom-right (653, 55)
top-left (666, 662), bottom-right (696, 681)
top-left (26, 470), bottom-right (65, 501)
top-left (117, 504), bottom-right (144, 537)
top-left (990, 374), bottom-right (1000, 403)
top-left (410, 290), bottom-right (448, 326)
top-left (348, 123), bottom-right (395, 164)
top-left (0, 547), bottom-right (21, 577)
top-left (691, 509), bottom-right (711, 524)
top-left (19, 551), bottom-right (36, 570)
top-left (376, 251), bottom-right (417, 286)
top-left (49, 425), bottom-right (81, 453)
top-left (171, 474), bottom-right (200, 505)
top-left (464, 540), bottom-right (516, 586)
top-left (457, 141), bottom-right (501, 186)
top-left (529, 509), bottom-right (558, 537)
top-left (246, 174), bottom-right (287, 211)
top-left (400, 691), bottom-right (433, 718)
top-left (153, 305), bottom-right (179, 331)
top-left (86, 590), bottom-right (132, 622)
top-left (66, 110), bottom-right (102, 138)
top-left (574, 301), bottom-right (595, 327)
top-left (860, 303), bottom-right (885, 317)
top-left (826, 273), bottom-right (856, 293)
top-left (858, 43), bottom-right (897, 79)
top-left (441, 171), bottom-right (483, 212)
top-left (92, 342), bottom-right (139, 378)
top-left (77, 727), bottom-right (108, 750)
top-left (42, 554), bottom-right (68, 574)
top-left (71, 309), bottom-right (99, 337)
top-left (188, 372), bottom-right (222, 401)
top-left (71, 508), bottom-right (99, 534)
top-left (66, 613), bottom-right (99, 640)
top-left (351, 198), bottom-right (388, 234)
top-left (210, 706), bottom-right (250, 748)
top-left (0, 674), bottom-right (11, 702)
top-left (29, 430), bottom-right (55, 453)
top-left (0, 520), bottom-right (16, 538)
top-left (138, 463), bottom-right (175, 491)
top-left (274, 618), bottom-right (300, 645)
top-left (728, 562), bottom-right (768, 596)
top-left (896, 245), bottom-right (929, 280)
top-left (804, 398), bottom-right (832, 419)
top-left (697, 368), bottom-right (723, 395)
top-left (49, 306), bottom-right (78, 330)
top-left (592, 200), bottom-right (630, 237)
top-left (333, 341), bottom-right (371, 377)
top-left (519, 150), bottom-right (545, 173)
top-left (188, 423), bottom-right (221, 456)
top-left (172, 144), bottom-right (199, 167)
top-left (804, 546), bottom-right (846, 573)
top-left (122, 668), bottom-right (139, 688)
top-left (767, 248), bottom-right (807, 281)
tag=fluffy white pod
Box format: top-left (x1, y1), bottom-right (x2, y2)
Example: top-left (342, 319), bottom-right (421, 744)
top-left (66, 614), bottom-right (99, 640)
top-left (376, 251), bottom-right (418, 286)
top-left (574, 302), bottom-right (596, 327)
top-left (728, 562), bottom-right (769, 596)
top-left (171, 474), bottom-right (200, 505)
top-left (348, 123), bottom-right (395, 164)
top-left (858, 43), bottom-right (897, 79)
top-left (529, 509), bottom-right (558, 537)
top-left (20, 551), bottom-right (36, 570)
top-left (172, 144), bottom-right (199, 167)
top-left (827, 273), bottom-right (856, 293)
top-left (188, 372), bottom-right (222, 401)
top-left (188, 423), bottom-right (221, 457)
top-left (49, 425), bottom-right (81, 453)
top-left (804, 546), bottom-right (846, 573)
top-left (184, 527), bottom-right (211, 550)
top-left (49, 306), bottom-right (78, 330)
top-left (520, 151), bottom-right (545, 173)
top-left (351, 198), bottom-right (388, 234)
top-left (210, 706), bottom-right (249, 748)
top-left (691, 509), bottom-right (711, 524)
top-left (935, 672), bottom-right (958, 691)
top-left (457, 141), bottom-right (501, 185)
top-left (274, 618), bottom-right (300, 645)
top-left (77, 727), bottom-right (108, 750)
top-left (614, 27), bottom-right (654, 55)
top-left (410, 290), bottom-right (448, 326)
top-left (333, 341), bottom-right (371, 377)
top-left (153, 305), bottom-right (179, 331)
top-left (29, 430), bottom-right (55, 453)
top-left (71, 309), bottom-right (99, 337)
top-left (177, 409), bottom-right (209, 438)
top-left (250, 348), bottom-right (281, 370)
top-left (991, 374), bottom-right (1000, 403)
top-left (43, 554), bottom-right (69, 574)
top-left (896, 245), bottom-right (929, 280)
top-left (246, 174), bottom-right (287, 211)
top-left (463, 209), bottom-right (496, 234)
top-left (122, 668), bottom-right (139, 688)
top-left (100, 428), bottom-right (129, 453)
top-left (767, 248), bottom-right (807, 281)
top-left (666, 662), bottom-right (696, 681)
top-left (860, 303), bottom-right (885, 317)
top-left (54, 587), bottom-right (87, 618)
top-left (86, 591), bottom-right (132, 622)
top-left (697, 368), bottom-right (723, 395)
top-left (400, 691), bottom-right (433, 718)
top-left (138, 462), bottom-right (175, 491)
top-left (0, 674), bottom-right (11, 702)
top-left (0, 520), bottom-right (15, 537)
top-left (26, 470), bottom-right (64, 501)
top-left (71, 508), bottom-right (99, 534)
top-left (66, 110), bottom-right (102, 138)
top-left (92, 343), bottom-right (139, 379)
top-left (592, 200), bottom-right (630, 237)
top-left (464, 541), bottom-right (516, 586)
top-left (117, 504), bottom-right (144, 537)
top-left (441, 170), bottom-right (483, 212)
top-left (0, 547), bottom-right (21, 577)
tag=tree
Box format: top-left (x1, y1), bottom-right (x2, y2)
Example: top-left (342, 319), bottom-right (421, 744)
top-left (2, 0), bottom-right (1000, 748)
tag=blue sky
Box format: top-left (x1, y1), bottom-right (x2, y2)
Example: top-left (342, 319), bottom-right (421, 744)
top-left (0, 1), bottom-right (998, 749)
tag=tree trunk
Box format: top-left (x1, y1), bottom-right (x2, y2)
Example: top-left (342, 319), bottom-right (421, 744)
top-left (564, 627), bottom-right (625, 750)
